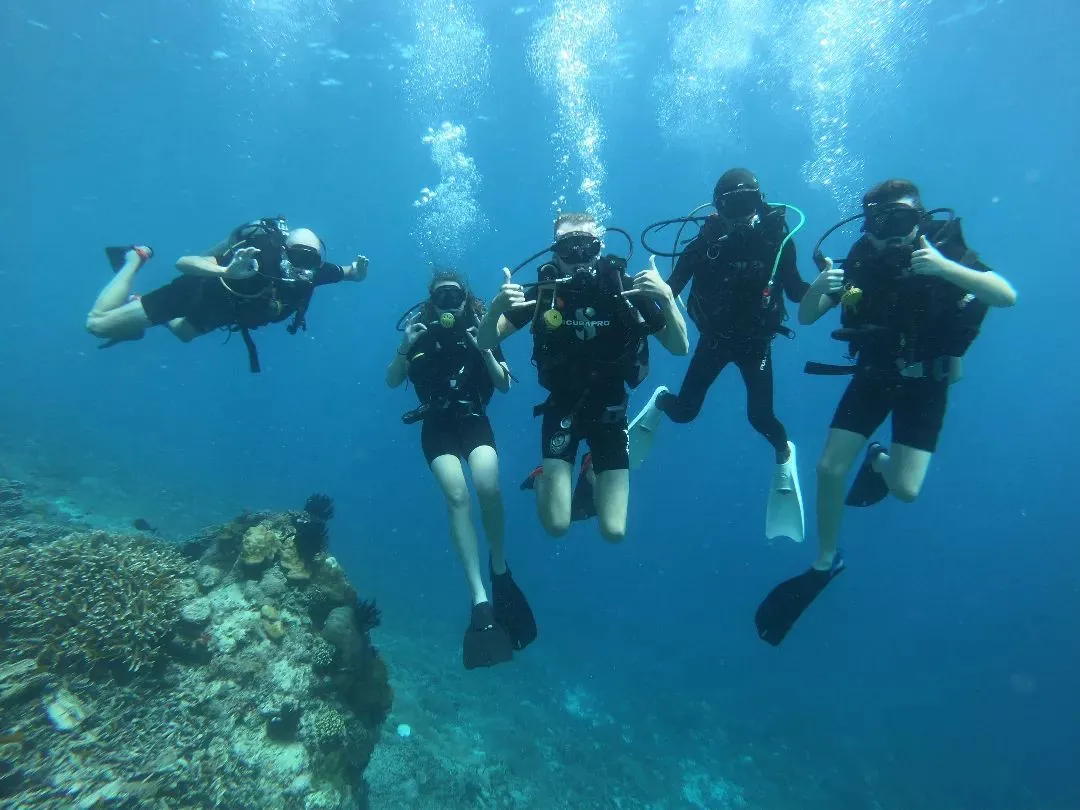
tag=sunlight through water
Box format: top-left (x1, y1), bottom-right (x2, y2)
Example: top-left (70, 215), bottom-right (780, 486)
top-left (528, 0), bottom-right (620, 223)
top-left (406, 0), bottom-right (491, 264)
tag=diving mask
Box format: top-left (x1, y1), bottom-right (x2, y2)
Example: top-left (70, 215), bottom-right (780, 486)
top-left (431, 284), bottom-right (467, 311)
top-left (286, 243), bottom-right (323, 271)
top-left (863, 203), bottom-right (923, 242)
top-left (278, 243), bottom-right (322, 284)
top-left (554, 231), bottom-right (602, 265)
top-left (717, 187), bottom-right (763, 219)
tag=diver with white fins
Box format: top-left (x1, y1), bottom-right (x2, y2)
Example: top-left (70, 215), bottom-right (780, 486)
top-left (630, 168), bottom-right (812, 542)
top-left (754, 178), bottom-right (1018, 647)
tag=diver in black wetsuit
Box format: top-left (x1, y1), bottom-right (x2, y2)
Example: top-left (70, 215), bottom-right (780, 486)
top-left (386, 270), bottom-right (537, 671)
top-left (629, 169), bottom-right (811, 541)
top-left (754, 177), bottom-right (1018, 647)
top-left (86, 217), bottom-right (369, 372)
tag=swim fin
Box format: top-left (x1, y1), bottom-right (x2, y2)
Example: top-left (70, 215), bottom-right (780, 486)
top-left (570, 453), bottom-right (596, 522)
top-left (105, 245), bottom-right (153, 272)
top-left (755, 552), bottom-right (845, 646)
top-left (628, 385), bottom-right (669, 470)
top-left (845, 442), bottom-right (888, 507)
top-left (519, 464), bottom-right (543, 492)
top-left (765, 441), bottom-right (805, 543)
top-left (491, 561), bottom-right (537, 651)
top-left (463, 601), bottom-right (514, 670)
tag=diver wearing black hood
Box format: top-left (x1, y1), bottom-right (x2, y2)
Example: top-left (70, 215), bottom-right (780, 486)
top-left (629, 169), bottom-right (811, 542)
top-left (755, 178), bottom-right (1017, 647)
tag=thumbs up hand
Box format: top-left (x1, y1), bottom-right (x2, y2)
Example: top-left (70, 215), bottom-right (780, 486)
top-left (910, 235), bottom-right (947, 277)
top-left (491, 266), bottom-right (533, 315)
top-left (623, 254), bottom-right (673, 303)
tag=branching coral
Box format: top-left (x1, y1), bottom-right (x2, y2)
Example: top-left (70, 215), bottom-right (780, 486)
top-left (0, 532), bottom-right (187, 674)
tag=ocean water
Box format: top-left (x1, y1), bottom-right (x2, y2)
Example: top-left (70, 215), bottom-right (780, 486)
top-left (1, 0), bottom-right (1077, 808)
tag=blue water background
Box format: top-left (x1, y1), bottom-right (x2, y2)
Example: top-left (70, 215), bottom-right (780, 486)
top-left (1, 1), bottom-right (1077, 807)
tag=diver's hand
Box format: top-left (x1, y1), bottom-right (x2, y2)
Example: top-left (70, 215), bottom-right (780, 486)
top-left (810, 258), bottom-right (844, 295)
top-left (910, 236), bottom-right (947, 277)
top-left (464, 325), bottom-right (480, 348)
top-left (224, 246), bottom-right (260, 279)
top-left (622, 256), bottom-right (673, 303)
top-left (401, 322), bottom-right (427, 351)
top-left (491, 267), bottom-right (533, 315)
top-left (347, 255), bottom-right (369, 282)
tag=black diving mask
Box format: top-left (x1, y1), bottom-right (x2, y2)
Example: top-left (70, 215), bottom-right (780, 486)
top-left (863, 203), bottom-right (923, 241)
top-left (286, 243), bottom-right (323, 271)
top-left (431, 285), bottom-right (467, 311)
top-left (554, 232), bottom-right (602, 265)
top-left (716, 187), bottom-right (763, 219)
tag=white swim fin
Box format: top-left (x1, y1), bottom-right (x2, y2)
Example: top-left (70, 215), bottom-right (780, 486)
top-left (765, 440), bottom-right (805, 543)
top-left (627, 385), bottom-right (669, 471)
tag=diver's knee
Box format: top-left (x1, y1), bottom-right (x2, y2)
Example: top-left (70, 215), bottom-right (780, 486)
top-left (891, 482), bottom-right (921, 503)
top-left (598, 520), bottom-right (627, 543)
top-left (817, 455), bottom-right (850, 482)
top-left (85, 313), bottom-right (108, 338)
top-left (540, 511), bottom-right (570, 538)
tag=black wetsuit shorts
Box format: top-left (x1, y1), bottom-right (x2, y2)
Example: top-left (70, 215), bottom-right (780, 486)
top-left (420, 411), bottom-right (496, 465)
top-left (830, 368), bottom-right (949, 452)
top-left (140, 275), bottom-right (235, 333)
top-left (540, 388), bottom-right (629, 473)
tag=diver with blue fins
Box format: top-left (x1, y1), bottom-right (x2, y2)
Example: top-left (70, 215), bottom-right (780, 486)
top-left (629, 168), bottom-right (812, 544)
top-left (755, 178), bottom-right (1018, 646)
top-left (387, 271), bottom-right (537, 671)
top-left (476, 211), bottom-right (689, 544)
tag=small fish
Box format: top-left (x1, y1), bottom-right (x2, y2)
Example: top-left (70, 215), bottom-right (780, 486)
top-left (133, 518), bottom-right (159, 535)
top-left (0, 732), bottom-right (25, 745)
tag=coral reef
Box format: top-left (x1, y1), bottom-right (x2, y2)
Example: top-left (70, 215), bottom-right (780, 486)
top-left (0, 532), bottom-right (187, 674)
top-left (0, 494), bottom-right (390, 809)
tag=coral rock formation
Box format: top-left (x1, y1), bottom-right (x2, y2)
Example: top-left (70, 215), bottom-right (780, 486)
top-left (0, 496), bottom-right (389, 809)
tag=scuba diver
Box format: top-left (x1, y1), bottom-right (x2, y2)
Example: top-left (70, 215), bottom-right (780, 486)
top-left (475, 211), bottom-right (689, 543)
top-left (85, 217), bottom-right (369, 372)
top-left (629, 168), bottom-right (811, 543)
top-left (755, 178), bottom-right (1017, 646)
top-left (386, 271), bottom-right (537, 671)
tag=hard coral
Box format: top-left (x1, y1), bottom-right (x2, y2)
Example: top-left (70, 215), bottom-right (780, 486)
top-left (241, 523), bottom-right (280, 568)
top-left (0, 532), bottom-right (187, 674)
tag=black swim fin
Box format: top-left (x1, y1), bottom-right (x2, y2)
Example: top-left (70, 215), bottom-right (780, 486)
top-left (845, 443), bottom-right (888, 507)
top-left (570, 453), bottom-right (597, 522)
top-left (463, 601), bottom-right (514, 670)
top-left (755, 554), bottom-right (845, 646)
top-left (105, 245), bottom-right (153, 272)
top-left (491, 561), bottom-right (537, 651)
top-left (520, 465), bottom-right (543, 491)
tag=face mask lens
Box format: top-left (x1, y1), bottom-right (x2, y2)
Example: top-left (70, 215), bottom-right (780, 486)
top-left (431, 285), bottom-right (466, 310)
top-left (865, 205), bottom-right (921, 240)
top-left (718, 188), bottom-right (761, 219)
top-left (286, 244), bottom-right (322, 270)
top-left (554, 233), bottom-right (601, 264)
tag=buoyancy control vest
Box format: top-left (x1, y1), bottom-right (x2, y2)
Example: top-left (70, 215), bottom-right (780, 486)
top-left (404, 311), bottom-right (493, 419)
top-left (685, 207), bottom-right (792, 338)
top-left (530, 256), bottom-right (650, 394)
top-left (217, 217), bottom-right (319, 373)
top-left (837, 218), bottom-right (990, 367)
